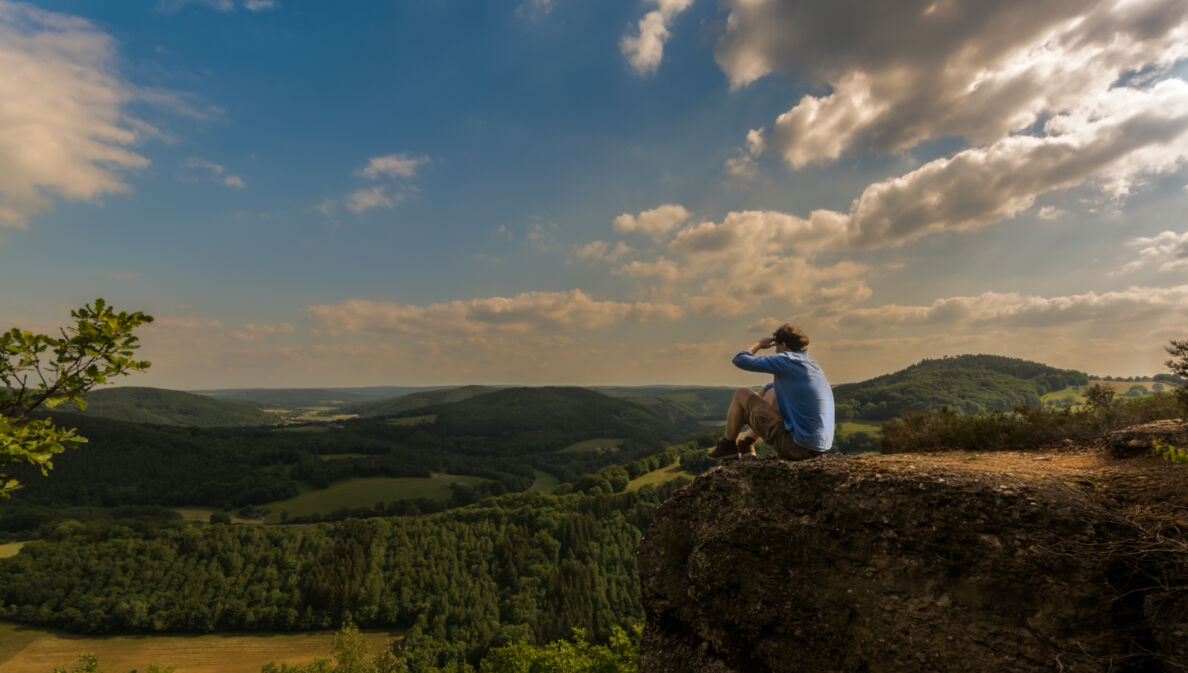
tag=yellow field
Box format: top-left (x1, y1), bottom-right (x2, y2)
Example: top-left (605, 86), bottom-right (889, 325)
top-left (626, 463), bottom-right (695, 492)
top-left (0, 543), bottom-right (24, 559)
top-left (1042, 378), bottom-right (1164, 404)
top-left (0, 622), bottom-right (397, 673)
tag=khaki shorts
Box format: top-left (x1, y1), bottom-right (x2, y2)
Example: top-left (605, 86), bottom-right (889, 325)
top-left (744, 393), bottom-right (819, 461)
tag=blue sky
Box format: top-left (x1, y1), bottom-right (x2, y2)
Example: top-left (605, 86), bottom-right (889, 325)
top-left (2, 0), bottom-right (1187, 388)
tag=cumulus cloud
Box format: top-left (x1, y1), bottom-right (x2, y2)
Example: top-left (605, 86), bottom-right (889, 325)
top-left (307, 290), bottom-right (683, 336)
top-left (179, 157), bottom-right (246, 189)
top-left (713, 0), bottom-right (1188, 167)
top-left (345, 185), bottom-right (398, 213)
top-left (613, 203), bottom-right (690, 239)
top-left (159, 0), bottom-right (277, 11)
top-left (667, 81), bottom-right (1188, 252)
top-left (356, 153), bottom-right (428, 180)
top-left (1114, 230), bottom-right (1188, 275)
top-left (836, 285), bottom-right (1188, 331)
top-left (230, 322), bottom-right (295, 342)
top-left (604, 207), bottom-right (872, 317)
top-left (725, 127), bottom-right (767, 178)
top-left (573, 240), bottom-right (632, 263)
top-left (0, 1), bottom-right (150, 228)
top-left (620, 0), bottom-right (694, 75)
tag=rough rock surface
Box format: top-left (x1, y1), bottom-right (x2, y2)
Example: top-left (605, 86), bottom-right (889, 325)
top-left (1107, 419), bottom-right (1188, 458)
top-left (638, 449), bottom-right (1188, 673)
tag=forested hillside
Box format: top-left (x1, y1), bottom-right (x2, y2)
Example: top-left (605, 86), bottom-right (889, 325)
top-left (343, 385), bottom-right (498, 417)
top-left (195, 386), bottom-right (440, 410)
top-left (62, 387), bottom-right (276, 427)
top-left (834, 354), bottom-right (1089, 421)
top-left (596, 386), bottom-right (736, 424)
top-left (0, 387), bottom-right (692, 538)
top-left (0, 459), bottom-right (695, 671)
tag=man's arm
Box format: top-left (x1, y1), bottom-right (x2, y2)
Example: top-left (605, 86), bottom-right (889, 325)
top-left (732, 337), bottom-right (778, 373)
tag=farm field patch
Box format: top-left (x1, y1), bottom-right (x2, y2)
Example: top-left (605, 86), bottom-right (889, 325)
top-left (558, 438), bottom-right (623, 454)
top-left (260, 474), bottom-right (491, 522)
top-left (0, 621), bottom-right (397, 673)
top-left (627, 463), bottom-right (695, 492)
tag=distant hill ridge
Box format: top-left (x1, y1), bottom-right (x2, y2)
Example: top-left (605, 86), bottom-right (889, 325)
top-left (834, 354), bottom-right (1090, 421)
top-left (64, 387), bottom-right (275, 427)
top-left (344, 384), bottom-right (499, 417)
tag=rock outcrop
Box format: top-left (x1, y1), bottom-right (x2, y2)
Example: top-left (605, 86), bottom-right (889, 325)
top-left (638, 448), bottom-right (1188, 672)
top-left (1107, 419), bottom-right (1188, 458)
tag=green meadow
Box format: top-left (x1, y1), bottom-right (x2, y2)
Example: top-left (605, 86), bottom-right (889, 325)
top-left (527, 469), bottom-right (560, 492)
top-left (626, 463), bottom-right (695, 492)
top-left (558, 438), bottom-right (623, 454)
top-left (260, 474), bottom-right (491, 522)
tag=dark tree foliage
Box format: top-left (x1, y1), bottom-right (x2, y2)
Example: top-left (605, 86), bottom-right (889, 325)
top-left (0, 478), bottom-right (688, 672)
top-left (0, 387), bottom-right (694, 537)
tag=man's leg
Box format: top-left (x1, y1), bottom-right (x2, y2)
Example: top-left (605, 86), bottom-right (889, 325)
top-left (724, 387), bottom-right (757, 441)
top-left (739, 387), bottom-right (777, 447)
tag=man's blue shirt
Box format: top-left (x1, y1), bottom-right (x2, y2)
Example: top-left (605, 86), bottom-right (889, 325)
top-left (732, 349), bottom-right (835, 451)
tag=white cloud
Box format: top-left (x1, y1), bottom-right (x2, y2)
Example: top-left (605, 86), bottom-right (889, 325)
top-left (714, 0), bottom-right (1188, 167)
top-left (574, 240), bottom-right (632, 263)
top-left (725, 127), bottom-right (767, 178)
top-left (159, 0), bottom-right (277, 11)
top-left (1036, 206), bottom-right (1067, 220)
top-left (307, 290), bottom-right (683, 336)
top-left (606, 207), bottom-right (871, 317)
top-left (230, 322), bottom-right (294, 342)
top-left (356, 153), bottom-right (428, 180)
top-left (345, 185), bottom-right (398, 213)
top-left (312, 198), bottom-right (337, 218)
top-left (620, 0), bottom-right (695, 76)
top-left (613, 203), bottom-right (690, 239)
top-left (840, 80), bottom-right (1188, 248)
top-left (1114, 230), bottom-right (1188, 275)
top-left (836, 285), bottom-right (1188, 331)
top-left (0, 1), bottom-right (150, 228)
top-left (180, 157), bottom-right (245, 189)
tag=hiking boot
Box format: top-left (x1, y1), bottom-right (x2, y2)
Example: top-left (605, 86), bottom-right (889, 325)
top-left (737, 435), bottom-right (758, 458)
top-left (708, 437), bottom-right (739, 460)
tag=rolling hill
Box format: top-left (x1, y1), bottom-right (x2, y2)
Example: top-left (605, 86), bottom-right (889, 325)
top-left (193, 386), bottom-right (444, 410)
top-left (343, 385), bottom-right (499, 417)
top-left (62, 387), bottom-right (276, 427)
top-left (834, 354), bottom-right (1090, 422)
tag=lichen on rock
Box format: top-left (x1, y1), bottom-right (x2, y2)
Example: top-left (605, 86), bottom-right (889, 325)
top-left (637, 444), bottom-right (1188, 672)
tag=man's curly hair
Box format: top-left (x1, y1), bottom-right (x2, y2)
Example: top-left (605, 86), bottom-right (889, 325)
top-left (773, 323), bottom-right (809, 351)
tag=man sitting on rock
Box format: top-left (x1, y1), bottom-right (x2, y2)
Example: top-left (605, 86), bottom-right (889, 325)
top-left (710, 323), bottom-right (835, 460)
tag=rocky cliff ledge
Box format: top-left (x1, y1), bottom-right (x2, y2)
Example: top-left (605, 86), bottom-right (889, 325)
top-left (638, 439), bottom-right (1188, 672)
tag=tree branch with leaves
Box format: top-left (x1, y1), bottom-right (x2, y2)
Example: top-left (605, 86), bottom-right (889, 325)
top-left (0, 299), bottom-right (153, 498)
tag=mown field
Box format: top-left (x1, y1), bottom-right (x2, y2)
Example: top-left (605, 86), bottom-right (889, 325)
top-left (260, 474), bottom-right (492, 522)
top-left (1042, 378), bottom-right (1165, 405)
top-left (0, 621), bottom-right (396, 673)
top-left (558, 438), bottom-right (623, 454)
top-left (627, 463), bottom-right (695, 491)
top-left (0, 543), bottom-right (24, 559)
top-left (527, 469), bottom-right (560, 492)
